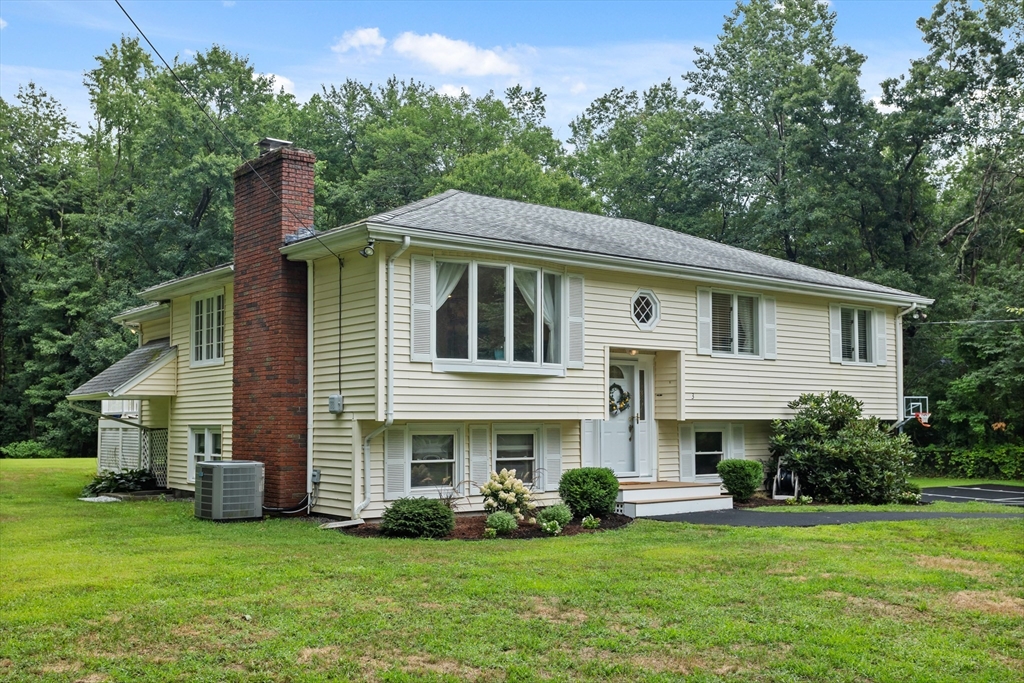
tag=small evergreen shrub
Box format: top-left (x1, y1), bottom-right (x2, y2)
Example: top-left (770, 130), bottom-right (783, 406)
top-left (771, 391), bottom-right (915, 504)
top-left (716, 459), bottom-right (763, 502)
top-left (581, 514), bottom-right (601, 529)
top-left (82, 469), bottom-right (158, 496)
top-left (536, 503), bottom-right (572, 527)
top-left (479, 469), bottom-right (536, 520)
top-left (1, 440), bottom-right (63, 459)
top-left (558, 467), bottom-right (619, 517)
top-left (485, 511), bottom-right (518, 535)
top-left (379, 497), bottom-right (455, 538)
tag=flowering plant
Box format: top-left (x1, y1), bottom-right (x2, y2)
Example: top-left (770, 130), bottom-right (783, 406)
top-left (479, 469), bottom-right (537, 521)
top-left (539, 520), bottom-right (562, 536)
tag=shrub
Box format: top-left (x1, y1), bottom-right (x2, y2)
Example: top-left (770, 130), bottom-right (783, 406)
top-left (898, 491), bottom-right (923, 505)
top-left (581, 514), bottom-right (601, 529)
top-left (913, 444), bottom-right (1024, 480)
top-left (771, 392), bottom-right (915, 504)
top-left (485, 511), bottom-right (518, 535)
top-left (479, 469), bottom-right (536, 520)
top-left (82, 469), bottom-right (158, 496)
top-left (483, 528), bottom-right (497, 539)
top-left (379, 497), bottom-right (455, 539)
top-left (558, 467), bottom-right (619, 517)
top-left (716, 459), bottom-right (763, 502)
top-left (539, 520), bottom-right (562, 536)
top-left (1, 440), bottom-right (63, 459)
top-left (536, 504), bottom-right (572, 527)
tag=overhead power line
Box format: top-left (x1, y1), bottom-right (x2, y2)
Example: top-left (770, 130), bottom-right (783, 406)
top-left (113, 0), bottom-right (341, 261)
top-left (913, 319), bottom-right (1022, 325)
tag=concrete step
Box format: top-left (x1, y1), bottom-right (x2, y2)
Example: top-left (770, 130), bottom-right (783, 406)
top-left (617, 482), bottom-right (723, 503)
top-left (619, 494), bottom-right (734, 518)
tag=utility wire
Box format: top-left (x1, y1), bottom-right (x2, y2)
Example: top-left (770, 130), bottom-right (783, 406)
top-left (912, 319), bottom-right (1022, 325)
top-left (113, 0), bottom-right (342, 262)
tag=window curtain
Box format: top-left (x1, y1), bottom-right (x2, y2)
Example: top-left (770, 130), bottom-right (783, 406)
top-left (435, 262), bottom-right (468, 310)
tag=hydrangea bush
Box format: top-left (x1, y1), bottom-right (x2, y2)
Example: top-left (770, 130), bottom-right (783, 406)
top-left (479, 469), bottom-right (537, 520)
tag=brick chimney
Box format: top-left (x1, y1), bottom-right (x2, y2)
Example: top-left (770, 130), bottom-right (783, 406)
top-left (232, 140), bottom-right (315, 511)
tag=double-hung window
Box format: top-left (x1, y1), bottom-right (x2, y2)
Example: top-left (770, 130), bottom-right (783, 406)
top-left (841, 307), bottom-right (871, 363)
top-left (432, 260), bottom-right (564, 369)
top-left (188, 425), bottom-right (222, 482)
top-left (694, 430), bottom-right (724, 476)
top-left (192, 291), bottom-right (225, 366)
top-left (711, 291), bottom-right (759, 356)
top-left (494, 430), bottom-right (538, 484)
top-left (410, 432), bottom-right (457, 490)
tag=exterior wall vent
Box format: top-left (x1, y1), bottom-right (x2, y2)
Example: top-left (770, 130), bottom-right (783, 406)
top-left (194, 461), bottom-right (264, 521)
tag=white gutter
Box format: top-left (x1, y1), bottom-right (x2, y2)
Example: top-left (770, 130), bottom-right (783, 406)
top-left (355, 235), bottom-right (411, 518)
top-left (281, 222), bottom-right (933, 307)
top-left (895, 302), bottom-right (920, 423)
top-left (306, 260), bottom-right (315, 513)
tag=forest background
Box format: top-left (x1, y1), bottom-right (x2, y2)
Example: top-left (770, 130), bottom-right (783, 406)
top-left (1, 0), bottom-right (1020, 463)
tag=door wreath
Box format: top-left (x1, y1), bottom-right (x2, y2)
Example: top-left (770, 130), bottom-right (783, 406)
top-left (609, 383), bottom-right (631, 416)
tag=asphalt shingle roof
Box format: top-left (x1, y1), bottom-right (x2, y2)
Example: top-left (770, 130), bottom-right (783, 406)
top-left (362, 190), bottom-right (922, 299)
top-left (69, 339), bottom-right (173, 398)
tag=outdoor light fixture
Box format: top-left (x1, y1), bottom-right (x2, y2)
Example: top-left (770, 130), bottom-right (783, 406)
top-left (359, 240), bottom-right (375, 258)
top-left (629, 349), bottom-right (638, 356)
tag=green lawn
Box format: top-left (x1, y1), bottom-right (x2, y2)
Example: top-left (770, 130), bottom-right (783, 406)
top-left (2, 459), bottom-right (1022, 682)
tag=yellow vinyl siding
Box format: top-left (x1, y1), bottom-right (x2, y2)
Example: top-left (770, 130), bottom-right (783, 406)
top-left (165, 285), bottom-right (234, 490)
top-left (140, 397), bottom-right (170, 429)
top-left (308, 251), bottom-right (379, 516)
top-left (140, 317), bottom-right (170, 344)
top-left (127, 359), bottom-right (176, 397)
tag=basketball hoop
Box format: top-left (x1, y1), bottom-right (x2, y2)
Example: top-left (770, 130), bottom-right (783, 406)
top-left (915, 412), bottom-right (931, 428)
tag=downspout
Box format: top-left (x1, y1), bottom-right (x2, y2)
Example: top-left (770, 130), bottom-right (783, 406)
top-left (306, 260), bottom-right (315, 513)
top-left (355, 235), bottom-right (411, 518)
top-left (895, 303), bottom-right (919, 425)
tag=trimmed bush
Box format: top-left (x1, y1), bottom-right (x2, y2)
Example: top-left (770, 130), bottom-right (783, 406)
top-left (379, 497), bottom-right (455, 538)
top-left (558, 467), bottom-right (619, 518)
top-left (0, 440), bottom-right (63, 459)
top-left (82, 469), bottom-right (158, 496)
top-left (716, 459), bottom-right (763, 502)
top-left (536, 503), bottom-right (572, 527)
top-left (771, 391), bottom-right (915, 504)
top-left (485, 511), bottom-right (518, 535)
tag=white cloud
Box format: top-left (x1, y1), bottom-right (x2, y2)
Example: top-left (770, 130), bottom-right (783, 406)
top-left (870, 96), bottom-right (898, 114)
top-left (222, 1), bottom-right (236, 6)
top-left (569, 81), bottom-right (587, 95)
top-left (392, 32), bottom-right (519, 77)
top-left (0, 18), bottom-right (7, 29)
top-left (438, 84), bottom-right (470, 97)
top-left (258, 73), bottom-right (295, 95)
top-left (332, 27), bottom-right (386, 55)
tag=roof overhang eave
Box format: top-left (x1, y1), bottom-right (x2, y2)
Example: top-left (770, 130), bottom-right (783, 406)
top-left (112, 302), bottom-right (170, 325)
top-left (139, 265), bottom-right (234, 302)
top-left (66, 392), bottom-right (111, 401)
top-left (283, 222), bottom-right (934, 307)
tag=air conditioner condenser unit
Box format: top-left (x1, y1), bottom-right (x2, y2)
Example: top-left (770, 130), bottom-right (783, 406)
top-left (195, 461), bottom-right (264, 521)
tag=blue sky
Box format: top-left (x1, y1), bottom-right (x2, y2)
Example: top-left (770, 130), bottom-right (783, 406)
top-left (1, 0), bottom-right (936, 138)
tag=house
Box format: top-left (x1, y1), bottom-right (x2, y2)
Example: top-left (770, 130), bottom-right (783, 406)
top-left (68, 141), bottom-right (933, 518)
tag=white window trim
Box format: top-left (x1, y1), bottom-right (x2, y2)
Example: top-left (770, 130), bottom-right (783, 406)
top-left (840, 305), bottom-right (874, 366)
top-left (189, 288), bottom-right (225, 368)
top-left (630, 288), bottom-right (661, 331)
top-left (430, 258), bottom-right (569, 374)
top-left (492, 425), bottom-right (542, 487)
top-left (692, 422), bottom-right (730, 482)
top-left (708, 288), bottom-right (763, 359)
top-left (187, 425), bottom-right (222, 483)
top-left (406, 424), bottom-right (464, 497)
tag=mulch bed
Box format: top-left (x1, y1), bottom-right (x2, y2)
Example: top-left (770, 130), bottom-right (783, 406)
top-left (734, 494), bottom-right (790, 509)
top-left (342, 513), bottom-right (633, 540)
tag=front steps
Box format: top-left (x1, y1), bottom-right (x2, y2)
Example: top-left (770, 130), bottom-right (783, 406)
top-left (616, 481), bottom-right (733, 517)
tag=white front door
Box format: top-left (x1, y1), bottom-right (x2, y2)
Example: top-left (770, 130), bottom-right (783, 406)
top-left (600, 359), bottom-right (652, 477)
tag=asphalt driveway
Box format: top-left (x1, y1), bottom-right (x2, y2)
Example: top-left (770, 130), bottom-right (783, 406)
top-left (921, 483), bottom-right (1024, 507)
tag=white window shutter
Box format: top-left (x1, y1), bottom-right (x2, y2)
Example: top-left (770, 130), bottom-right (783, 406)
top-left (679, 424), bottom-right (695, 482)
top-left (410, 257), bottom-right (433, 362)
top-left (829, 304), bottom-right (843, 363)
top-left (729, 423), bottom-right (745, 460)
top-left (763, 297), bottom-right (777, 360)
top-left (384, 427), bottom-right (408, 500)
top-left (469, 425), bottom-right (489, 493)
top-left (696, 289), bottom-right (712, 355)
top-left (566, 276), bottom-right (585, 369)
top-left (543, 425), bottom-right (563, 492)
top-left (581, 419), bottom-right (598, 467)
top-left (873, 309), bottom-right (887, 366)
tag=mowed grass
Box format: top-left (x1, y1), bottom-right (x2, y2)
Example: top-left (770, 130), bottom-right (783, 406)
top-left (1, 460), bottom-right (1022, 683)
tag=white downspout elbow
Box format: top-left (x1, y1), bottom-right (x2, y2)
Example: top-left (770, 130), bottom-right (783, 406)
top-left (356, 236), bottom-right (411, 518)
top-left (895, 302), bottom-right (920, 425)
